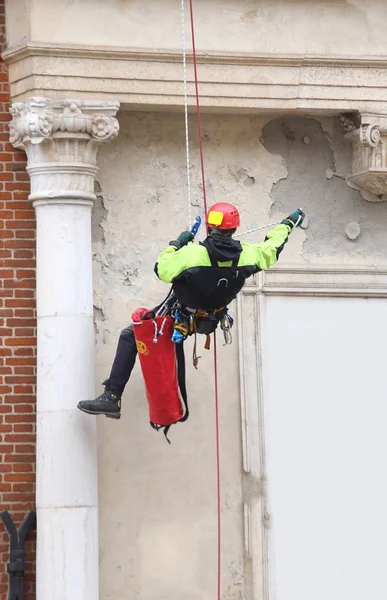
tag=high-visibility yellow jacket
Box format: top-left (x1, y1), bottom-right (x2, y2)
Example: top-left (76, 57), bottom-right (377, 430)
top-left (154, 223), bottom-right (291, 311)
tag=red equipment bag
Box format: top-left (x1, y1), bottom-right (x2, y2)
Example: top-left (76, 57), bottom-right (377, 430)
top-left (132, 308), bottom-right (188, 442)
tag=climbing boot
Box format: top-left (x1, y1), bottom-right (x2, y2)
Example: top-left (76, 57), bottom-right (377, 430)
top-left (77, 389), bottom-right (121, 420)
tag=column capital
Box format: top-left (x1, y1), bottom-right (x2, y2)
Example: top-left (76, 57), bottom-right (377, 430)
top-left (343, 112), bottom-right (387, 201)
top-left (9, 97), bottom-right (120, 205)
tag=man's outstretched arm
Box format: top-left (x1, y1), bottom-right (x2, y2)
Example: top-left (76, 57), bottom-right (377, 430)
top-left (246, 208), bottom-right (305, 270)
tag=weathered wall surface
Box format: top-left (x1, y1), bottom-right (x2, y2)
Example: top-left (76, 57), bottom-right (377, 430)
top-left (262, 116), bottom-right (387, 263)
top-left (93, 111), bottom-right (387, 599)
top-left (6, 0), bottom-right (387, 57)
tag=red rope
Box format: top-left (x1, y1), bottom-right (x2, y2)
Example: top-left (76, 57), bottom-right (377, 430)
top-left (188, 2), bottom-right (221, 598)
top-left (213, 333), bottom-right (221, 599)
top-left (189, 0), bottom-right (208, 220)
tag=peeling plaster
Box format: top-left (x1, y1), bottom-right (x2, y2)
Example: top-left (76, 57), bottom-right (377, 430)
top-left (262, 116), bottom-right (387, 262)
top-left (92, 180), bottom-right (107, 245)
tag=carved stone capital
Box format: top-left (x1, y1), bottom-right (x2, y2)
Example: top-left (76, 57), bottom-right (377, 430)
top-left (345, 113), bottom-right (387, 201)
top-left (9, 97), bottom-right (120, 204)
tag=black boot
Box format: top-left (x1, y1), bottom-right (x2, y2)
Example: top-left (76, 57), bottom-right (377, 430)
top-left (77, 388), bottom-right (121, 419)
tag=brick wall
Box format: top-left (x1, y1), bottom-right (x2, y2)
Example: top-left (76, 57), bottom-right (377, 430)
top-left (0, 1), bottom-right (36, 598)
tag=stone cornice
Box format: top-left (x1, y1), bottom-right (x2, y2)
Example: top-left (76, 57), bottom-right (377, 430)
top-left (3, 42), bottom-right (387, 112)
top-left (4, 42), bottom-right (387, 68)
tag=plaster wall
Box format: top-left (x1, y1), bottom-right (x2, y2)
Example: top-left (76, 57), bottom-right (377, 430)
top-left (5, 0), bottom-right (387, 57)
top-left (263, 295), bottom-right (387, 600)
top-left (93, 111), bottom-right (387, 599)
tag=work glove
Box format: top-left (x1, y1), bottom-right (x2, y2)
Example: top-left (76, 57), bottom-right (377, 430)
top-left (281, 208), bottom-right (305, 230)
top-left (169, 230), bottom-right (194, 249)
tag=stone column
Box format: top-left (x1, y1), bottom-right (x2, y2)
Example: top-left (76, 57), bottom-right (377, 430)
top-left (9, 98), bottom-right (120, 600)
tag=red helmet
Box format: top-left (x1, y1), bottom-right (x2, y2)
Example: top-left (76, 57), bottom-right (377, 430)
top-left (207, 202), bottom-right (240, 230)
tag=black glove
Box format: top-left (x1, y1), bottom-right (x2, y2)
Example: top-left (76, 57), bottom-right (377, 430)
top-left (169, 231), bottom-right (194, 249)
top-left (281, 208), bottom-right (305, 230)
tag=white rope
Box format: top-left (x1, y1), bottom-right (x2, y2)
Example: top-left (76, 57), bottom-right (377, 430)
top-left (234, 219), bottom-right (283, 238)
top-left (181, 0), bottom-right (192, 228)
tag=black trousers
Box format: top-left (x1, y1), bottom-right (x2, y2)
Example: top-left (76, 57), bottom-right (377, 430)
top-left (103, 324), bottom-right (138, 396)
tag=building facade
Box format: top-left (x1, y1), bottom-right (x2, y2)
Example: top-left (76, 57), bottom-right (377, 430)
top-left (2, 1), bottom-right (387, 599)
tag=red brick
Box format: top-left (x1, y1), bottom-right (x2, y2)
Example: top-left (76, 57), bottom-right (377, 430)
top-left (5, 319), bottom-right (36, 328)
top-left (13, 444), bottom-right (35, 454)
top-left (13, 347), bottom-right (34, 356)
top-left (11, 152), bottom-right (27, 162)
top-left (2, 492), bottom-right (34, 501)
top-left (12, 482), bottom-right (35, 492)
top-left (13, 250), bottom-right (33, 258)
top-left (5, 201), bottom-right (30, 209)
top-left (6, 220), bottom-right (35, 229)
top-left (4, 240), bottom-right (35, 249)
top-left (14, 403), bottom-right (34, 412)
top-left (14, 210), bottom-right (34, 219)
top-left (4, 473), bottom-right (35, 482)
top-left (4, 259), bottom-right (35, 267)
top-left (0, 269), bottom-right (13, 277)
top-left (0, 152), bottom-right (14, 161)
top-left (0, 443), bottom-right (13, 453)
top-left (5, 375), bottom-right (35, 384)
top-left (13, 367), bottom-right (35, 375)
top-left (0, 172), bottom-right (13, 180)
top-left (0, 462), bottom-right (12, 471)
top-left (15, 270), bottom-right (35, 278)
top-left (15, 230), bottom-right (35, 240)
top-left (13, 424), bottom-right (35, 433)
top-left (0, 229), bottom-right (13, 238)
top-left (15, 289), bottom-right (35, 298)
top-left (9, 191), bottom-right (29, 201)
top-left (0, 15), bottom-right (36, 591)
top-left (5, 337), bottom-right (36, 346)
top-left (4, 182), bottom-right (30, 191)
top-left (14, 328), bottom-right (35, 337)
top-left (5, 299), bottom-right (35, 308)
top-left (14, 172), bottom-right (30, 182)
top-left (4, 279), bottom-right (35, 289)
top-left (0, 328), bottom-right (12, 336)
top-left (12, 463), bottom-right (33, 472)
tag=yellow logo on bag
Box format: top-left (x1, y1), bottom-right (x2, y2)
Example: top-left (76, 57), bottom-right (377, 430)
top-left (136, 341), bottom-right (149, 355)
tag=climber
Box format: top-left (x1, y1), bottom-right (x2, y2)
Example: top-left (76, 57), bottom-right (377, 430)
top-left (77, 203), bottom-right (305, 419)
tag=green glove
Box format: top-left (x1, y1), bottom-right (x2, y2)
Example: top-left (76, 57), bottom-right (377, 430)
top-left (170, 231), bottom-right (194, 249)
top-left (281, 208), bottom-right (305, 230)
